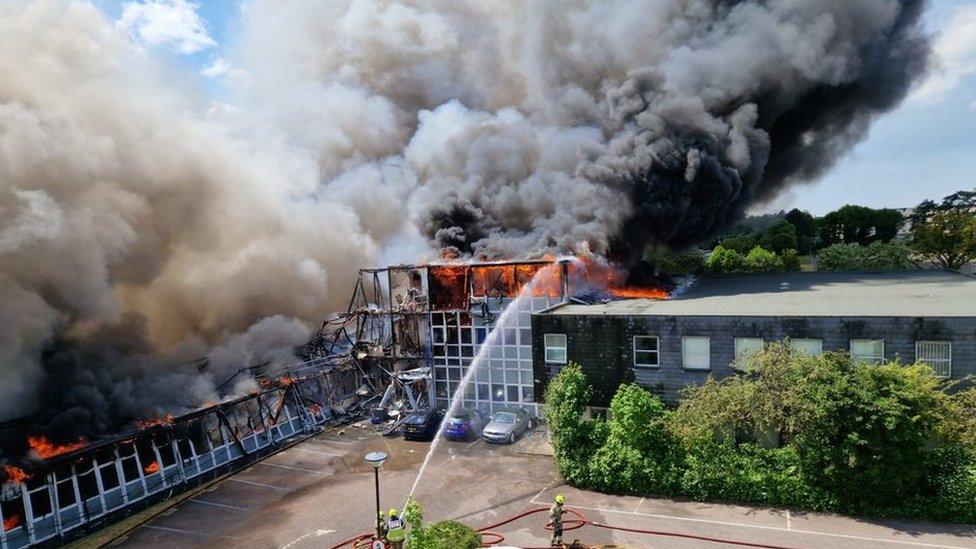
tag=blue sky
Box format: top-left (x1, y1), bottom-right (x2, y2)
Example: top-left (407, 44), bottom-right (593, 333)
top-left (95, 0), bottom-right (976, 216)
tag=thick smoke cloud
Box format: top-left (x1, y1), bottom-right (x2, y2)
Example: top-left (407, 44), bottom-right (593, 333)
top-left (0, 0), bottom-right (928, 435)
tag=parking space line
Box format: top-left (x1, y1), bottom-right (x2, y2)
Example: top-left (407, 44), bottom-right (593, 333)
top-left (529, 499), bottom-right (969, 548)
top-left (463, 440), bottom-right (479, 451)
top-left (142, 524), bottom-right (241, 539)
top-left (226, 477), bottom-right (293, 491)
top-left (257, 462), bottom-right (328, 474)
top-left (311, 437), bottom-right (356, 446)
top-left (188, 498), bottom-right (251, 511)
top-left (290, 446), bottom-right (344, 457)
top-left (786, 509), bottom-right (791, 530)
top-left (634, 497), bottom-right (644, 514)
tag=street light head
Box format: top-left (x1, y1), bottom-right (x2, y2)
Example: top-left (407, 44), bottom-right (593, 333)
top-left (365, 451), bottom-right (388, 469)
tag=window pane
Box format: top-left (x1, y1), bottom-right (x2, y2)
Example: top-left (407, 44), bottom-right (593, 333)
top-left (734, 338), bottom-right (764, 360)
top-left (507, 385), bottom-right (520, 403)
top-left (633, 336), bottom-right (659, 367)
top-left (544, 334), bottom-right (566, 347)
top-left (791, 338), bottom-right (822, 355)
top-left (851, 339), bottom-right (884, 364)
top-left (682, 337), bottom-right (710, 370)
top-left (544, 333), bottom-right (567, 364)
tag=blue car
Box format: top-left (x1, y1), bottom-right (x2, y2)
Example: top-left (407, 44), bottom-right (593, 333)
top-left (442, 408), bottom-right (488, 441)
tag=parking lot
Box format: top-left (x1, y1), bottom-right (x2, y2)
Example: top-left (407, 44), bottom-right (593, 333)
top-left (99, 425), bottom-right (976, 549)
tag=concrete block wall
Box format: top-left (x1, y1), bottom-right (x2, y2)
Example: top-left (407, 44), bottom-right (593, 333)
top-left (531, 313), bottom-right (976, 406)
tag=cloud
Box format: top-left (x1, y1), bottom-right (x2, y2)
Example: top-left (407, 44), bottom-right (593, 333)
top-left (910, 4), bottom-right (976, 103)
top-left (117, 0), bottom-right (216, 54)
top-left (201, 57), bottom-right (249, 84)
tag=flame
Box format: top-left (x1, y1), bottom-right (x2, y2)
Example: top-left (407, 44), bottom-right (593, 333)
top-left (27, 435), bottom-right (87, 459)
top-left (3, 514), bottom-right (20, 532)
top-left (308, 403), bottom-right (322, 415)
top-left (2, 465), bottom-right (30, 484)
top-left (136, 414), bottom-right (174, 429)
top-left (143, 461), bottom-right (160, 474)
top-left (568, 256), bottom-right (669, 300)
top-left (606, 286), bottom-right (670, 299)
top-left (429, 264), bottom-right (469, 310)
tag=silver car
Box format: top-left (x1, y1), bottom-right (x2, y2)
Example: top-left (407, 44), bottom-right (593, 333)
top-left (482, 408), bottom-right (531, 444)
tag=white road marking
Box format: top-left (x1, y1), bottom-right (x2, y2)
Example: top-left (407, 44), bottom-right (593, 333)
top-left (142, 524), bottom-right (240, 539)
top-left (634, 497), bottom-right (645, 514)
top-left (226, 477), bottom-right (292, 491)
top-left (257, 462), bottom-right (328, 474)
top-left (786, 509), bottom-right (791, 530)
top-left (188, 498), bottom-right (251, 511)
top-left (527, 499), bottom-right (970, 549)
top-left (311, 437), bottom-right (356, 446)
top-left (463, 440), bottom-right (480, 451)
top-left (289, 446), bottom-right (344, 457)
top-left (280, 529), bottom-right (336, 549)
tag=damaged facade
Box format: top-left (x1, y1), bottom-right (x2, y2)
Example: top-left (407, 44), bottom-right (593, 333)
top-left (0, 358), bottom-right (364, 548)
top-left (532, 271), bottom-right (976, 405)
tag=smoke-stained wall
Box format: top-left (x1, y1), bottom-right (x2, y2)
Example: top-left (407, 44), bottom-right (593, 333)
top-left (0, 0), bottom-right (931, 435)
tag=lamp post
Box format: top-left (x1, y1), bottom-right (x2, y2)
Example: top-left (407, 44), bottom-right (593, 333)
top-left (364, 451), bottom-right (388, 540)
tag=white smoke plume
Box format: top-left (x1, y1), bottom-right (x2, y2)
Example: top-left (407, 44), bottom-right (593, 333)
top-left (0, 0), bottom-right (929, 435)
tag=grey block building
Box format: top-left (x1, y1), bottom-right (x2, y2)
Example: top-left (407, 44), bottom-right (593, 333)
top-left (531, 270), bottom-right (976, 406)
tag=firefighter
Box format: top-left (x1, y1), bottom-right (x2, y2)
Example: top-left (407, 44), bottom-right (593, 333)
top-left (386, 508), bottom-right (405, 549)
top-left (549, 494), bottom-right (566, 546)
top-left (377, 510), bottom-right (388, 541)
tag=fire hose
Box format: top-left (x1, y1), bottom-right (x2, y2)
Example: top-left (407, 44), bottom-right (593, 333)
top-left (328, 506), bottom-right (797, 549)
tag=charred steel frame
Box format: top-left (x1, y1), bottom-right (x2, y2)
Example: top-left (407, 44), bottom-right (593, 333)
top-left (0, 358), bottom-right (360, 549)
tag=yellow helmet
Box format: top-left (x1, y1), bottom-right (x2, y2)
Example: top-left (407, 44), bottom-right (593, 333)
top-left (389, 508), bottom-right (398, 517)
top-left (555, 494), bottom-right (565, 504)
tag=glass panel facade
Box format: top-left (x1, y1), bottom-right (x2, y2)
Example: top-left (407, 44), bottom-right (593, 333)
top-left (430, 297), bottom-right (560, 415)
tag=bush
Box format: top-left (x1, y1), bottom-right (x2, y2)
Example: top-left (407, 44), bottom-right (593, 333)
top-left (744, 246), bottom-right (783, 272)
top-left (706, 245), bottom-right (747, 273)
top-left (403, 499), bottom-right (482, 549)
top-left (818, 242), bottom-right (912, 271)
top-left (780, 249), bottom-right (801, 271)
top-left (545, 346), bottom-right (976, 523)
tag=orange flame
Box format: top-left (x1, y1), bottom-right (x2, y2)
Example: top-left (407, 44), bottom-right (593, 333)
top-left (143, 461), bottom-right (160, 474)
top-left (27, 435), bottom-right (86, 459)
top-left (3, 513), bottom-right (20, 532)
top-left (136, 414), bottom-right (174, 429)
top-left (569, 256), bottom-right (669, 300)
top-left (2, 465), bottom-right (30, 484)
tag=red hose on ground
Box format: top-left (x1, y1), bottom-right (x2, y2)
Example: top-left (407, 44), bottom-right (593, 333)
top-left (329, 506), bottom-right (797, 549)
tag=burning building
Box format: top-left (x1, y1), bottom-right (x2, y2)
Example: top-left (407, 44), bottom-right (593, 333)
top-left (0, 359), bottom-right (363, 548)
top-left (310, 257), bottom-right (672, 417)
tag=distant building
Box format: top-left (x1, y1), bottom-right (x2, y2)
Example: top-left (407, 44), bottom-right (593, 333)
top-left (532, 271), bottom-right (976, 406)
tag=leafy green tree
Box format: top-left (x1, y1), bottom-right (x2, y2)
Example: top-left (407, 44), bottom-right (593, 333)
top-left (758, 221), bottom-right (798, 254)
top-left (817, 242), bottom-right (911, 271)
top-left (909, 190), bottom-right (976, 269)
top-left (784, 209), bottom-right (819, 253)
top-left (820, 205), bottom-right (904, 246)
top-left (720, 233), bottom-right (758, 254)
top-left (744, 246), bottom-right (784, 272)
top-left (543, 363), bottom-right (608, 483)
top-left (780, 249), bottom-right (801, 271)
top-left (706, 245), bottom-right (747, 273)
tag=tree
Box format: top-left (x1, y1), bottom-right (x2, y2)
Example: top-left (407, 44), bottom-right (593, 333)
top-left (758, 221), bottom-right (798, 254)
top-left (745, 246), bottom-right (784, 272)
top-left (909, 190), bottom-right (976, 270)
top-left (404, 499), bottom-right (482, 549)
top-left (820, 205), bottom-right (904, 246)
top-left (784, 209), bottom-right (818, 253)
top-left (720, 233), bottom-right (758, 254)
top-left (817, 242), bottom-right (911, 271)
top-left (706, 245), bottom-right (747, 273)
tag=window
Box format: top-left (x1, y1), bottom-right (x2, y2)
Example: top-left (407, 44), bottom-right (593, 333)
top-left (544, 333), bottom-right (567, 364)
top-left (682, 337), bottom-right (710, 370)
top-left (734, 338), bottom-right (764, 360)
top-left (790, 338), bottom-right (823, 355)
top-left (916, 341), bottom-right (951, 377)
top-left (633, 336), bottom-right (659, 367)
top-left (851, 339), bottom-right (885, 365)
